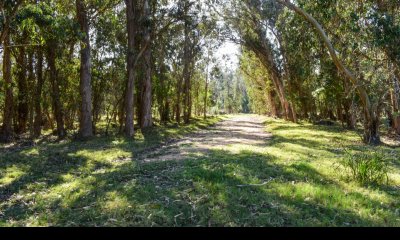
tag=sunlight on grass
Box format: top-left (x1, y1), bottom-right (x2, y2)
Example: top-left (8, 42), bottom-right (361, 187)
top-left (0, 115), bottom-right (399, 226)
top-left (0, 165), bottom-right (26, 186)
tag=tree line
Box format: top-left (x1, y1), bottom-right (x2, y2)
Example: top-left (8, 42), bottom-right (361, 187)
top-left (221, 0), bottom-right (399, 144)
top-left (1, 0), bottom-right (241, 143)
top-left (1, 0), bottom-right (399, 145)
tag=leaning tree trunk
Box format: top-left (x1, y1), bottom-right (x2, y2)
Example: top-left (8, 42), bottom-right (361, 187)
top-left (1, 34), bottom-right (14, 142)
top-left (247, 37), bottom-right (292, 122)
top-left (277, 30), bottom-right (297, 122)
top-left (76, 0), bottom-right (93, 138)
top-left (140, 0), bottom-right (153, 129)
top-left (276, 0), bottom-right (379, 144)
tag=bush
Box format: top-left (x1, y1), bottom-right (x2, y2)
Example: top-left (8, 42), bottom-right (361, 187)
top-left (337, 149), bottom-right (389, 185)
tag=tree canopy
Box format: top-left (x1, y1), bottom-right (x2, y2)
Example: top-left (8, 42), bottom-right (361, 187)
top-left (0, 0), bottom-right (399, 145)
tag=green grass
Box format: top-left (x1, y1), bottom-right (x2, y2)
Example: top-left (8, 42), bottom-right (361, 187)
top-left (0, 116), bottom-right (399, 226)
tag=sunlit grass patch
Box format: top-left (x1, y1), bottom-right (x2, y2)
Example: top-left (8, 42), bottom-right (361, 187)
top-left (0, 116), bottom-right (223, 226)
top-left (0, 115), bottom-right (399, 226)
top-left (0, 165), bottom-right (27, 186)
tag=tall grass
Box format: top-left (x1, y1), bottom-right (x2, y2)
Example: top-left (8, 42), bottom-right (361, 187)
top-left (337, 149), bottom-right (390, 185)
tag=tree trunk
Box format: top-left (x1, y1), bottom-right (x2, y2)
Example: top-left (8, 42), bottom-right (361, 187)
top-left (391, 76), bottom-right (399, 132)
top-left (277, 30), bottom-right (297, 122)
top-left (15, 42), bottom-right (28, 134)
top-left (393, 76), bottom-right (400, 134)
top-left (76, 0), bottom-right (93, 138)
top-left (1, 34), bottom-right (14, 142)
top-left (182, 11), bottom-right (192, 124)
top-left (27, 50), bottom-right (35, 138)
top-left (363, 110), bottom-right (381, 145)
top-left (0, 0), bottom-right (22, 47)
top-left (267, 88), bottom-right (278, 117)
top-left (125, 0), bottom-right (137, 137)
top-left (246, 36), bottom-right (291, 121)
top-left (47, 41), bottom-right (66, 138)
top-left (33, 48), bottom-right (44, 138)
top-left (391, 88), bottom-right (399, 114)
top-left (394, 116), bottom-right (400, 135)
top-left (290, 103), bottom-right (297, 123)
top-left (204, 69), bottom-right (209, 120)
top-left (176, 70), bottom-right (183, 124)
top-left (140, 0), bottom-right (153, 129)
top-left (157, 60), bottom-right (169, 124)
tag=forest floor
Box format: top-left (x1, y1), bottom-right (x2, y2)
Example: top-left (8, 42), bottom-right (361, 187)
top-left (1, 114), bottom-right (400, 226)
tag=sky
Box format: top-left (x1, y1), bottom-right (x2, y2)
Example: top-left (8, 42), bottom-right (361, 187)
top-left (215, 41), bottom-right (241, 70)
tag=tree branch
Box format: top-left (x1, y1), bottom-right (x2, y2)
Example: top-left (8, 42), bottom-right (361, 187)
top-left (275, 0), bottom-right (373, 119)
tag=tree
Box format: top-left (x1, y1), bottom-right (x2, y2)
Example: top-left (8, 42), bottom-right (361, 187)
top-left (140, 0), bottom-right (153, 129)
top-left (275, 0), bottom-right (382, 144)
top-left (76, 0), bottom-right (94, 138)
top-left (124, 0), bottom-right (137, 137)
top-left (1, 33), bottom-right (14, 142)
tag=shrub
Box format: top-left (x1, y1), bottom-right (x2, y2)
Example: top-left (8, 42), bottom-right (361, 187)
top-left (337, 149), bottom-right (389, 185)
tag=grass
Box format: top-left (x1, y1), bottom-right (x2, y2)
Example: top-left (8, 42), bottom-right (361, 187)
top-left (0, 115), bottom-right (399, 226)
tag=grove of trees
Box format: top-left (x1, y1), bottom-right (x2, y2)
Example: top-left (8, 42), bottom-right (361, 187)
top-left (1, 0), bottom-right (399, 145)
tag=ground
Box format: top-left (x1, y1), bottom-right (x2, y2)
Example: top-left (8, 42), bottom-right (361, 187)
top-left (139, 115), bottom-right (272, 163)
top-left (0, 114), bottom-right (399, 226)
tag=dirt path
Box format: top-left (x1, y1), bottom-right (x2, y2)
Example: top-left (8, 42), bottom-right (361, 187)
top-left (139, 114), bottom-right (272, 163)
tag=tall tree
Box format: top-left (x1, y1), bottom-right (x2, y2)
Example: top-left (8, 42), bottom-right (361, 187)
top-left (47, 39), bottom-right (66, 138)
top-left (124, 0), bottom-right (137, 137)
top-left (33, 47), bottom-right (44, 138)
top-left (275, 0), bottom-right (382, 144)
top-left (140, 0), bottom-right (153, 128)
top-left (1, 34), bottom-right (14, 142)
top-left (76, 0), bottom-right (94, 138)
top-left (15, 33), bottom-right (29, 134)
top-left (182, 1), bottom-right (192, 124)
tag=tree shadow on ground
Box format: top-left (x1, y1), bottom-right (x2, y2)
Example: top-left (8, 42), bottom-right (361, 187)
top-left (1, 117), bottom-right (399, 226)
top-left (2, 146), bottom-right (397, 226)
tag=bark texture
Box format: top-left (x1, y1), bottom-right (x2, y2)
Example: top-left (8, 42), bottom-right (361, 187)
top-left (125, 0), bottom-right (137, 137)
top-left (140, 0), bottom-right (153, 129)
top-left (77, 0), bottom-right (94, 138)
top-left (16, 41), bottom-right (28, 134)
top-left (33, 48), bottom-right (44, 138)
top-left (1, 34), bottom-right (14, 142)
top-left (47, 41), bottom-right (66, 138)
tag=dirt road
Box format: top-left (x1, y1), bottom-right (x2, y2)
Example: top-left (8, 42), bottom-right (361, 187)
top-left (139, 114), bottom-right (272, 163)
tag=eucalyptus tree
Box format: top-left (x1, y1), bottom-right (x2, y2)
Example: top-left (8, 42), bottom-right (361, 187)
top-left (372, 0), bottom-right (400, 133)
top-left (1, 25), bottom-right (13, 142)
top-left (218, 0), bottom-right (398, 144)
top-left (0, 0), bottom-right (24, 142)
top-left (124, 0), bottom-right (137, 137)
top-left (240, 50), bottom-right (277, 116)
top-left (220, 0), bottom-right (297, 122)
top-left (275, 0), bottom-right (396, 144)
top-left (76, 0), bottom-right (93, 138)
